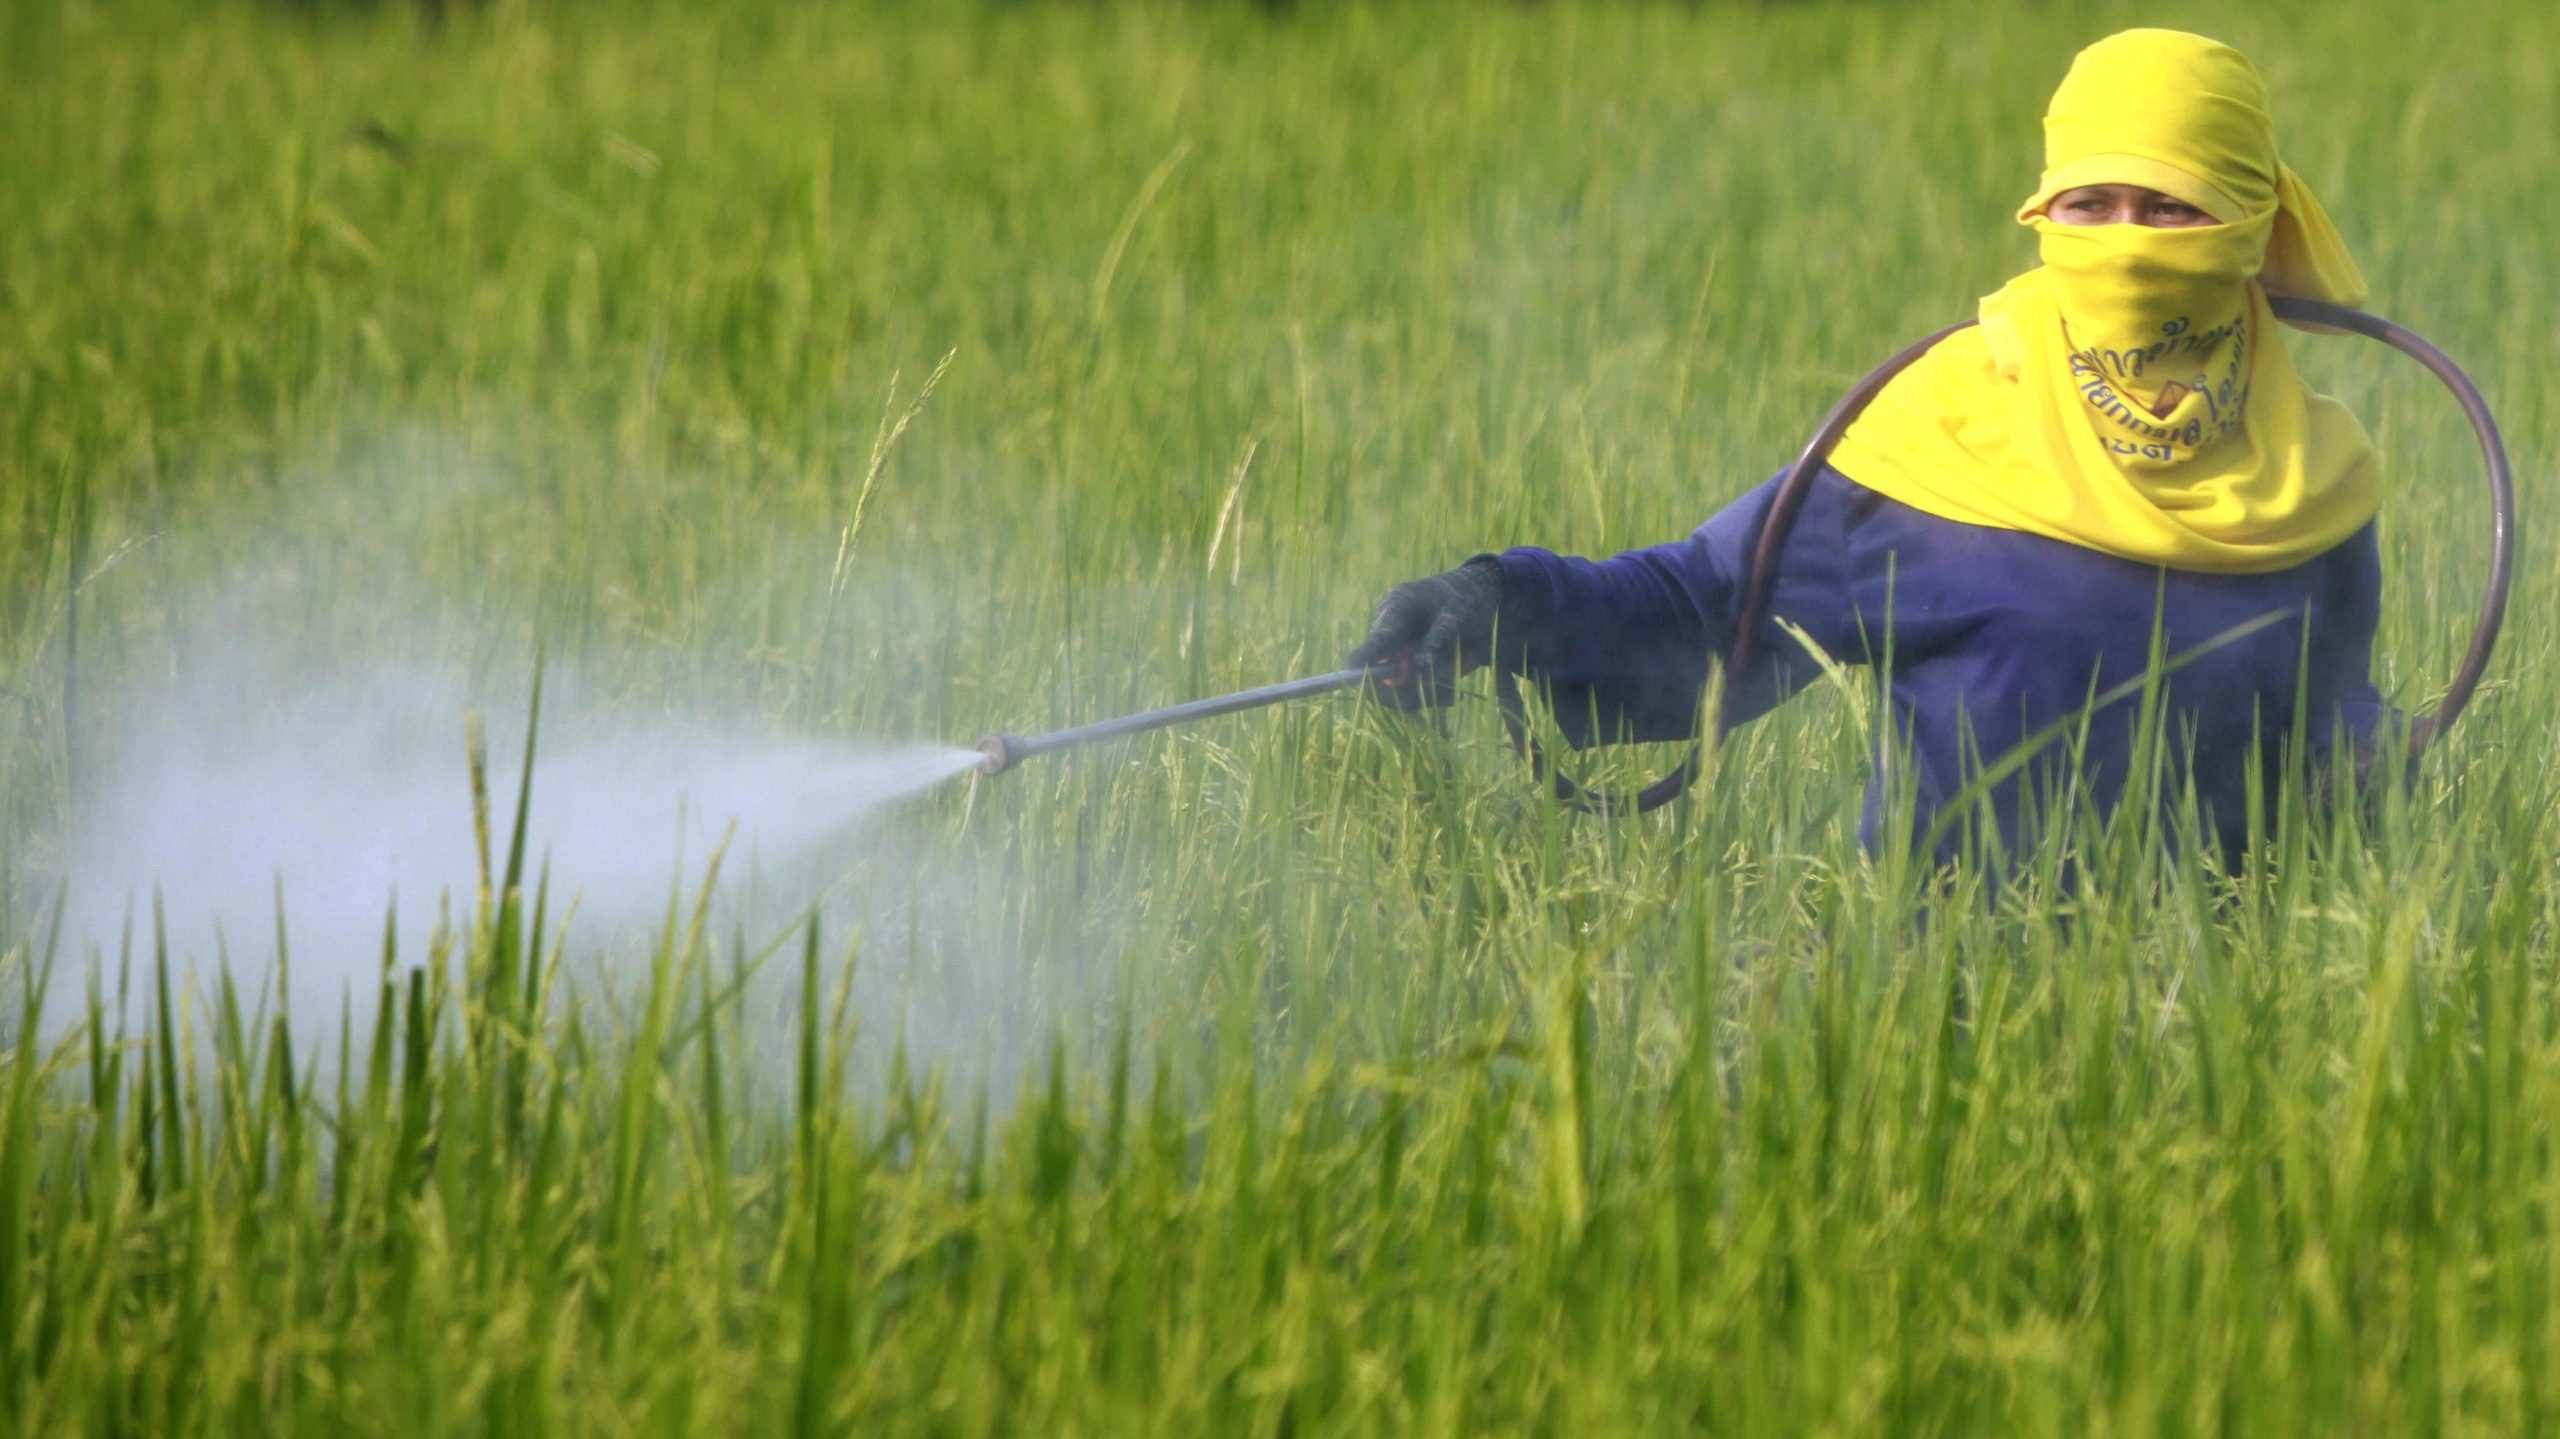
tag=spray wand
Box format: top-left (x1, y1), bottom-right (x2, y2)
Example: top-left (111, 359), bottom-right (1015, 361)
top-left (974, 299), bottom-right (2512, 803)
top-left (975, 665), bottom-right (1390, 775)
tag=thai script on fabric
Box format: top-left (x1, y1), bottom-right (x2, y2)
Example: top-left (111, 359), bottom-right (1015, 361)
top-left (2073, 314), bottom-right (2245, 382)
top-left (2066, 311), bottom-right (2250, 465)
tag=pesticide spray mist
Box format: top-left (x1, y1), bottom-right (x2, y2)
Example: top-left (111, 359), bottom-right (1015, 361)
top-left (59, 669), bottom-right (985, 1041)
top-left (26, 442), bottom-right (1125, 1103)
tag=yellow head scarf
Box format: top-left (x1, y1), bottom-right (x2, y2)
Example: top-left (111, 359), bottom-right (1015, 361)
top-left (1826, 29), bottom-right (2380, 572)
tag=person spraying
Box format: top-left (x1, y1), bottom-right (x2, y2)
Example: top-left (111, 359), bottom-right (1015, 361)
top-left (1351, 29), bottom-right (2394, 866)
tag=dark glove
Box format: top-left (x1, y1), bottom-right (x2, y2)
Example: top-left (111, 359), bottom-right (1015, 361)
top-left (1346, 558), bottom-right (1503, 710)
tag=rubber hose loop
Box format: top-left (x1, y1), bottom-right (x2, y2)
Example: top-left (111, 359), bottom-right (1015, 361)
top-left (1498, 299), bottom-right (2513, 814)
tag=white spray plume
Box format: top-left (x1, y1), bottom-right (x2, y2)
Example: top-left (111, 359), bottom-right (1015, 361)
top-left (60, 680), bottom-right (981, 1029)
top-left (26, 439), bottom-right (1119, 1101)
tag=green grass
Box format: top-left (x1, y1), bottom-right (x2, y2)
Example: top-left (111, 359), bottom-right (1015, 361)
top-left (4, 0), bottom-right (2558, 1431)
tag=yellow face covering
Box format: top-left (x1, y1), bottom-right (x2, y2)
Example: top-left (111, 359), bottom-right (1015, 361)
top-left (1827, 29), bottom-right (2381, 573)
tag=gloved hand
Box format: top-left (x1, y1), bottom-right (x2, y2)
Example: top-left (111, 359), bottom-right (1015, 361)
top-left (1346, 558), bottom-right (1503, 710)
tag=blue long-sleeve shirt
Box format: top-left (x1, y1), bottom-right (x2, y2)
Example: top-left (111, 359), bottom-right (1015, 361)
top-left (1490, 466), bottom-right (2386, 863)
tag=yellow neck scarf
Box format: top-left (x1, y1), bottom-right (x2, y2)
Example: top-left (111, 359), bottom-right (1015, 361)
top-left (1828, 29), bottom-right (2380, 573)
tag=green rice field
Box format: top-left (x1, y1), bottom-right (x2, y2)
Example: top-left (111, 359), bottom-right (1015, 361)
top-left (3, 0), bottom-right (2557, 1431)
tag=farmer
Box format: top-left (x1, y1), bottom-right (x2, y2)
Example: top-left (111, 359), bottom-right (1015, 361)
top-left (1350, 29), bottom-right (2389, 865)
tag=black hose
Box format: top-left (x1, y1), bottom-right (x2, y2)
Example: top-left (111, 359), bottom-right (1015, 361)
top-left (1499, 297), bottom-right (2515, 814)
top-left (2268, 298), bottom-right (2515, 749)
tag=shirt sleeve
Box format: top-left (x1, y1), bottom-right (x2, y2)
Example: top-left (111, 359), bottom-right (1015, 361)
top-left (1484, 468), bottom-right (1866, 747)
top-left (2310, 521), bottom-right (2391, 742)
